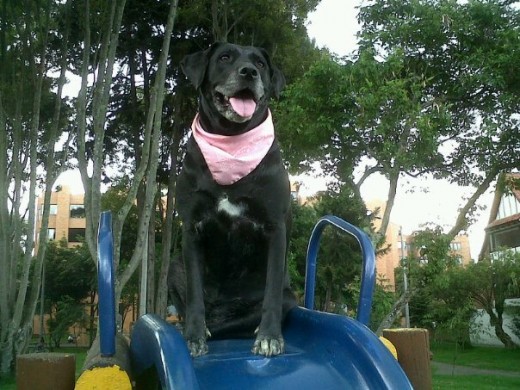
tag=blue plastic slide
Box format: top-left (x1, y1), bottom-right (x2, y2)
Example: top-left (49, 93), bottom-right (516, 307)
top-left (97, 214), bottom-right (412, 389)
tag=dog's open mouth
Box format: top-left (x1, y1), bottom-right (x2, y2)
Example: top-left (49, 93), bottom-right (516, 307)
top-left (214, 87), bottom-right (259, 120)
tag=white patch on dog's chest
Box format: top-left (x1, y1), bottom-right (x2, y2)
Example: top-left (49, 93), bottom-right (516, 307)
top-left (217, 197), bottom-right (244, 217)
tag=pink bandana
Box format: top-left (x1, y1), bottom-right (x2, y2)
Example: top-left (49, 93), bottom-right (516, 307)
top-left (191, 111), bottom-right (275, 185)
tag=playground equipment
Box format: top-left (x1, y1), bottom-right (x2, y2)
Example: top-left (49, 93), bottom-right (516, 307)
top-left (93, 212), bottom-right (412, 389)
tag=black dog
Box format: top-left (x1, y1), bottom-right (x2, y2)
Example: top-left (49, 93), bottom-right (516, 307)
top-left (169, 43), bottom-right (296, 357)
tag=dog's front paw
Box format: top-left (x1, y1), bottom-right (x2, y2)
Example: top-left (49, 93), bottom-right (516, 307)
top-left (252, 334), bottom-right (285, 357)
top-left (187, 338), bottom-right (209, 357)
top-left (186, 327), bottom-right (211, 357)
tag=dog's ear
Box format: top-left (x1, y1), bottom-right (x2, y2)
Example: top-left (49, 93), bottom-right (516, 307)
top-left (181, 43), bottom-right (224, 89)
top-left (259, 48), bottom-right (285, 99)
top-left (270, 66), bottom-right (286, 99)
top-left (180, 49), bottom-right (210, 89)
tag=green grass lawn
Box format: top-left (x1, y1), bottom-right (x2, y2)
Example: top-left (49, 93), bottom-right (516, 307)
top-left (431, 341), bottom-right (520, 389)
top-left (433, 375), bottom-right (520, 389)
top-left (431, 341), bottom-right (520, 372)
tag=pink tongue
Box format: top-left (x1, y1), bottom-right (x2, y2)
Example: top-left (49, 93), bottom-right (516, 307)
top-left (229, 97), bottom-right (256, 118)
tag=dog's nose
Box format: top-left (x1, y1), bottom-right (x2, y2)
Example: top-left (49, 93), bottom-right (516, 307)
top-left (239, 65), bottom-right (259, 80)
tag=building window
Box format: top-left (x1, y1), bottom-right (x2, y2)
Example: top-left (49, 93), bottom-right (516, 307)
top-left (41, 204), bottom-right (58, 215)
top-left (497, 193), bottom-right (520, 220)
top-left (47, 228), bottom-right (56, 241)
top-left (450, 242), bottom-right (462, 251)
top-left (70, 205), bottom-right (86, 219)
top-left (490, 224), bottom-right (520, 252)
top-left (68, 228), bottom-right (86, 242)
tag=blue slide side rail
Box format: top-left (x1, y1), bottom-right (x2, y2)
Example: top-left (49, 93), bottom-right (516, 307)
top-left (97, 211), bottom-right (116, 356)
top-left (304, 215), bottom-right (376, 325)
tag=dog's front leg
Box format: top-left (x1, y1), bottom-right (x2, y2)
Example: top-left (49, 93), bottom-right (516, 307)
top-left (183, 225), bottom-right (210, 357)
top-left (252, 223), bottom-right (286, 357)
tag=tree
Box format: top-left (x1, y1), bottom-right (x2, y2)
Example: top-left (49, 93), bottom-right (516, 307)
top-left (44, 239), bottom-right (96, 305)
top-left (289, 183), bottom-right (392, 328)
top-left (100, 183), bottom-right (142, 324)
top-left (72, 0), bottom-right (179, 318)
top-left (43, 238), bottom-right (96, 347)
top-left (47, 296), bottom-right (88, 349)
top-left (422, 252), bottom-right (520, 349)
top-left (277, 0), bottom-right (520, 242)
top-left (379, 227), bottom-right (476, 343)
top-left (0, 0), bottom-right (74, 374)
top-left (357, 0), bottom-right (520, 240)
top-left (390, 226), bottom-right (520, 348)
top-left (461, 252), bottom-right (520, 348)
top-left (277, 49), bottom-right (451, 239)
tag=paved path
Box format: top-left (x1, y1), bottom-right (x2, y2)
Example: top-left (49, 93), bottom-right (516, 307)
top-left (432, 361), bottom-right (520, 378)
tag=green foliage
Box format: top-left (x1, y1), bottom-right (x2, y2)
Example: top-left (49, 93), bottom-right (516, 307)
top-left (100, 183), bottom-right (142, 317)
top-left (277, 0), bottom-right (520, 246)
top-left (399, 227), bottom-right (520, 347)
top-left (509, 305), bottom-right (520, 341)
top-left (370, 279), bottom-right (397, 331)
top-left (47, 296), bottom-right (88, 348)
top-left (44, 238), bottom-right (96, 304)
top-left (276, 55), bottom-right (356, 174)
top-left (344, 276), bottom-right (396, 331)
top-left (288, 182), bottom-right (395, 326)
top-left (287, 199), bottom-right (318, 300)
top-left (101, 182), bottom-right (140, 266)
top-left (43, 239), bottom-right (95, 348)
top-left (358, 0), bottom-right (520, 183)
top-left (399, 227), bottom-right (474, 344)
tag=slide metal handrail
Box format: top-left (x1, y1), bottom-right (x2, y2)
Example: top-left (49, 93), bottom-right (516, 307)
top-left (304, 215), bottom-right (376, 326)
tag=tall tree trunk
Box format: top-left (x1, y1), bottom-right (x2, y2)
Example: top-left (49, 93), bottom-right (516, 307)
top-left (19, 4), bottom-right (72, 355)
top-left (146, 198), bottom-right (157, 312)
top-left (115, 0), bottom-right (179, 307)
top-left (446, 169), bottom-right (498, 242)
top-left (487, 306), bottom-right (518, 348)
top-left (155, 97), bottom-right (183, 317)
top-left (376, 290), bottom-right (413, 336)
top-left (378, 169), bottom-right (399, 238)
top-left (0, 0), bottom-right (63, 373)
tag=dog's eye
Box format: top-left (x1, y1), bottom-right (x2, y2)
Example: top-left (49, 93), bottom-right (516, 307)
top-left (256, 61), bottom-right (265, 69)
top-left (219, 54), bottom-right (231, 62)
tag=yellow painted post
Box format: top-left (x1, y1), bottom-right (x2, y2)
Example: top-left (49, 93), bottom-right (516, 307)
top-left (75, 334), bottom-right (132, 390)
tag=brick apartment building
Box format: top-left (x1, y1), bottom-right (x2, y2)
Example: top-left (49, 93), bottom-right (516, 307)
top-left (365, 199), bottom-right (472, 290)
top-left (33, 186), bottom-right (89, 342)
top-left (35, 185), bottom-right (86, 252)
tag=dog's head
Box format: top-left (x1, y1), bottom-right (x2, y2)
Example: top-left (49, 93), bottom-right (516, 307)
top-left (181, 43), bottom-right (285, 135)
